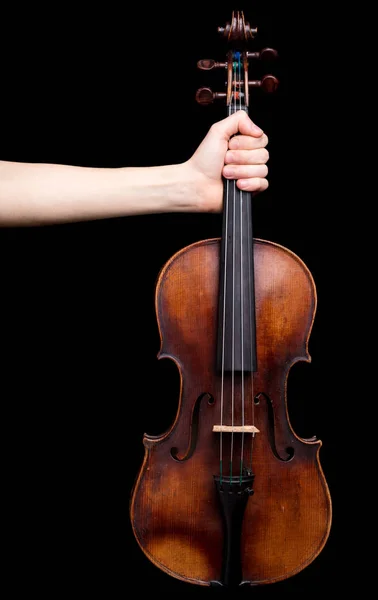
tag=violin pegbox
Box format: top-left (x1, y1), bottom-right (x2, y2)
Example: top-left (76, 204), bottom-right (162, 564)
top-left (195, 10), bottom-right (279, 109)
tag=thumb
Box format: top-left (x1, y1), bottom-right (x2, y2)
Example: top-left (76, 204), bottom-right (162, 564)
top-left (214, 110), bottom-right (263, 140)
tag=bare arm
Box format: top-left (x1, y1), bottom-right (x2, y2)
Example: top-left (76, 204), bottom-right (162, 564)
top-left (0, 111), bottom-right (268, 226)
top-left (0, 161), bottom-right (202, 225)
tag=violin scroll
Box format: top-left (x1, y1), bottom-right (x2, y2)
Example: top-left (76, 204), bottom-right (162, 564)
top-left (217, 10), bottom-right (257, 45)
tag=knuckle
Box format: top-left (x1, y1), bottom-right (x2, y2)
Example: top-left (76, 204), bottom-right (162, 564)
top-left (210, 122), bottom-right (221, 135)
top-left (256, 176), bottom-right (268, 190)
top-left (251, 178), bottom-right (262, 191)
top-left (254, 149), bottom-right (269, 164)
top-left (228, 136), bottom-right (239, 150)
top-left (225, 150), bottom-right (234, 164)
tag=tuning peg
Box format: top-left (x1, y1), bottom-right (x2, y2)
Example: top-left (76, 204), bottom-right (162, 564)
top-left (250, 74), bottom-right (279, 93)
top-left (247, 47), bottom-right (279, 61)
top-left (195, 87), bottom-right (227, 105)
top-left (197, 59), bottom-right (227, 71)
top-left (227, 75), bottom-right (279, 93)
top-left (196, 75), bottom-right (279, 106)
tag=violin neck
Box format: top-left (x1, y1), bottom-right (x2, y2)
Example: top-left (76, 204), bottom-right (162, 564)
top-left (216, 154), bottom-right (257, 374)
top-left (229, 103), bottom-right (248, 115)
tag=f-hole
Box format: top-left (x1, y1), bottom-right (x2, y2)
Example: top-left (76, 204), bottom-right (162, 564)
top-left (171, 392), bottom-right (214, 461)
top-left (255, 392), bottom-right (294, 461)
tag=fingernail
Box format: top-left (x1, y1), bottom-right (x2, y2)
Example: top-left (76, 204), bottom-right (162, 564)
top-left (252, 125), bottom-right (263, 134)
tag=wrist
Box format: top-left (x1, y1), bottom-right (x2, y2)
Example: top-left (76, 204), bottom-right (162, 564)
top-left (120, 161), bottom-right (204, 214)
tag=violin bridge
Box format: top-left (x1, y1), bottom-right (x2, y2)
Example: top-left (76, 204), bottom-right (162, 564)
top-left (212, 425), bottom-right (260, 433)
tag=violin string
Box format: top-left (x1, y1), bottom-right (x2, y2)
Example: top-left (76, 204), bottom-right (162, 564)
top-left (219, 102), bottom-right (232, 485)
top-left (231, 63), bottom-right (236, 480)
top-left (247, 180), bottom-right (256, 474)
top-left (219, 180), bottom-right (229, 486)
top-left (220, 52), bottom-right (250, 483)
top-left (245, 52), bottom-right (256, 475)
top-left (230, 51), bottom-right (244, 480)
top-left (235, 52), bottom-right (246, 484)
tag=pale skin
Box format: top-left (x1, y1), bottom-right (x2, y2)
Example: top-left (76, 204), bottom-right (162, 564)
top-left (0, 110), bottom-right (268, 227)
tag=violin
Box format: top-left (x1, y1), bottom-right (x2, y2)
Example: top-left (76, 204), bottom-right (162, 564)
top-left (130, 10), bottom-right (332, 589)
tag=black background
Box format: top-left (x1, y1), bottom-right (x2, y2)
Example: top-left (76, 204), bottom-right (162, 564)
top-left (1, 1), bottom-right (347, 596)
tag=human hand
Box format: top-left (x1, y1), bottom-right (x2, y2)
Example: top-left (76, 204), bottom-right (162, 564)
top-left (186, 110), bottom-right (269, 212)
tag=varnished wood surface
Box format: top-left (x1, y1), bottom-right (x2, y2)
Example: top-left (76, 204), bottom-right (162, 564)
top-left (130, 238), bottom-right (331, 586)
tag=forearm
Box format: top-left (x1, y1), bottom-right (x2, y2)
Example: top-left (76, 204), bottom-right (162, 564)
top-left (0, 160), bottom-right (200, 226)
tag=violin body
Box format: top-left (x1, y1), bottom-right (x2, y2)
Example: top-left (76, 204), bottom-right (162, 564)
top-left (130, 238), bottom-right (331, 587)
top-left (130, 11), bottom-right (331, 589)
